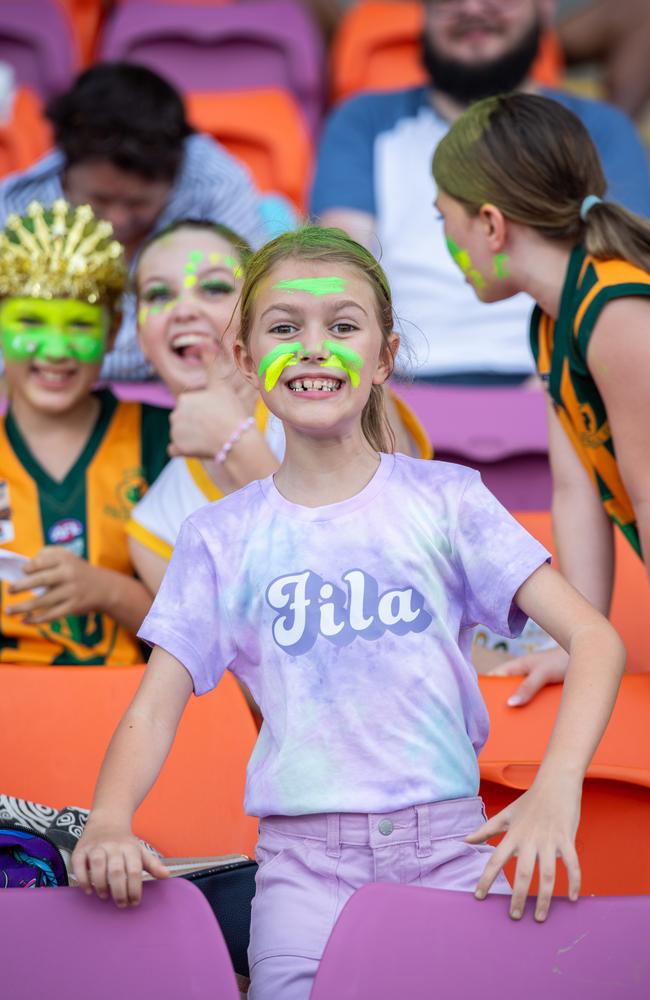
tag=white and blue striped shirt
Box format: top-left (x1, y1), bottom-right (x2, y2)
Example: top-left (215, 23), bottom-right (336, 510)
top-left (0, 133), bottom-right (272, 379)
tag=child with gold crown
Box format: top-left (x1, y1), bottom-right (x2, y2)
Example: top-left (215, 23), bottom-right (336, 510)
top-left (0, 200), bottom-right (170, 665)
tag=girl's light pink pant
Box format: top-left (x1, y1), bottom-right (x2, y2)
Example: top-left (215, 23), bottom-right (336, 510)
top-left (248, 795), bottom-right (510, 1000)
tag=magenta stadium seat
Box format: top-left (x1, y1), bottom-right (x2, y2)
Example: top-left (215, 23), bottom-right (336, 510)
top-left (395, 383), bottom-right (550, 510)
top-left (99, 0), bottom-right (325, 134)
top-left (0, 1), bottom-right (77, 100)
top-left (1, 879), bottom-right (239, 1000)
top-left (311, 883), bottom-right (650, 1000)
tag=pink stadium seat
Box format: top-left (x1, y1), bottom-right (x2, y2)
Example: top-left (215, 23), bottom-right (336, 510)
top-left (0, 1), bottom-right (77, 100)
top-left (100, 0), bottom-right (326, 134)
top-left (0, 879), bottom-right (239, 1000)
top-left (395, 383), bottom-right (550, 510)
top-left (310, 883), bottom-right (650, 999)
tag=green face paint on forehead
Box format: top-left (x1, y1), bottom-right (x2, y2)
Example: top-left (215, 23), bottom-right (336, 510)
top-left (258, 342), bottom-right (303, 392)
top-left (445, 237), bottom-right (487, 291)
top-left (0, 297), bottom-right (108, 364)
top-left (272, 277), bottom-right (347, 297)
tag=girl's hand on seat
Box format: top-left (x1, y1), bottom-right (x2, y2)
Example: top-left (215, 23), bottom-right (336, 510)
top-left (72, 821), bottom-right (168, 908)
top-left (466, 775), bottom-right (582, 922)
top-left (489, 646), bottom-right (569, 706)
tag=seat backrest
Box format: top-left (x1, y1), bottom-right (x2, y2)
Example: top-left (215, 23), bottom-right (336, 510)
top-left (331, 1), bottom-right (562, 104)
top-left (0, 664), bottom-right (258, 857)
top-left (0, 1), bottom-right (77, 99)
top-left (186, 88), bottom-right (313, 211)
top-left (311, 883), bottom-right (650, 1000)
top-left (56, 0), bottom-right (106, 66)
top-left (0, 86), bottom-right (52, 177)
top-left (514, 510), bottom-right (650, 672)
top-left (395, 384), bottom-right (551, 510)
top-left (479, 674), bottom-right (650, 895)
top-left (1, 879), bottom-right (239, 1000)
top-left (100, 0), bottom-right (325, 134)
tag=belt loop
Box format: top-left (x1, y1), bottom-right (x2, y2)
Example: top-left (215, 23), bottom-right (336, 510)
top-left (416, 804), bottom-right (433, 858)
top-left (326, 813), bottom-right (341, 858)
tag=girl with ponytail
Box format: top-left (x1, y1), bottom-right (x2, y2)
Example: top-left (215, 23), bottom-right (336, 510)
top-left (433, 92), bottom-right (650, 705)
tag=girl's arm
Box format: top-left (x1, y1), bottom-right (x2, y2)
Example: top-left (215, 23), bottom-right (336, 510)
top-left (491, 397), bottom-right (614, 705)
top-left (72, 647), bottom-right (194, 906)
top-left (588, 297), bottom-right (650, 569)
top-left (9, 549), bottom-right (153, 633)
top-left (468, 562), bottom-right (625, 921)
top-left (128, 535), bottom-right (169, 594)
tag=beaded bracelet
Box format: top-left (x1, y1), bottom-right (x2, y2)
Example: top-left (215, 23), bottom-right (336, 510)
top-left (215, 415), bottom-right (255, 465)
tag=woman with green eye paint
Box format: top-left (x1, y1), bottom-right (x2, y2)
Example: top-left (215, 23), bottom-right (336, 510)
top-left (0, 200), bottom-right (171, 666)
top-left (129, 220), bottom-right (434, 597)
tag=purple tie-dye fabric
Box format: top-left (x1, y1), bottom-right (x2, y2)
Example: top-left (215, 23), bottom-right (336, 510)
top-left (139, 454), bottom-right (549, 817)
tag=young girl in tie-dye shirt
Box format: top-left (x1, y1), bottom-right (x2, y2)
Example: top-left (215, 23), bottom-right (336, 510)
top-left (73, 228), bottom-right (624, 1000)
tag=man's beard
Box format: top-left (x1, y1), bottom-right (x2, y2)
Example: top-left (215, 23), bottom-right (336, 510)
top-left (421, 18), bottom-right (542, 104)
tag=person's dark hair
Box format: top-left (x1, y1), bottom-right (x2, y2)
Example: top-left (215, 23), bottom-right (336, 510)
top-left (46, 63), bottom-right (193, 181)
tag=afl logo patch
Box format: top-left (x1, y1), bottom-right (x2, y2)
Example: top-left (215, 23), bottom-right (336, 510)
top-left (48, 518), bottom-right (84, 551)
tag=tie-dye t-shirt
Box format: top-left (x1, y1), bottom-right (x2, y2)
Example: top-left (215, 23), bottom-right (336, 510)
top-left (139, 454), bottom-right (549, 817)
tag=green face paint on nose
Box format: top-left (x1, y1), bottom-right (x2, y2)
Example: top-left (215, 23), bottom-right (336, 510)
top-left (445, 237), bottom-right (487, 291)
top-left (0, 297), bottom-right (108, 364)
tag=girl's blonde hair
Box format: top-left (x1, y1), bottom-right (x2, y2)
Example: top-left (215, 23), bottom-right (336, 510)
top-left (238, 226), bottom-right (396, 453)
top-left (432, 93), bottom-right (650, 271)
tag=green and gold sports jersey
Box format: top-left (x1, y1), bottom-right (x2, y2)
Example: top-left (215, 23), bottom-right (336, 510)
top-left (531, 245), bottom-right (650, 557)
top-left (0, 390), bottom-right (169, 664)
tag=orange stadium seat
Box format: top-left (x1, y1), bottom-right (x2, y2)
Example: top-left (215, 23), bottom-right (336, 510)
top-left (0, 87), bottom-right (52, 178)
top-left (331, 1), bottom-right (563, 104)
top-left (56, 0), bottom-right (106, 66)
top-left (0, 664), bottom-right (258, 858)
top-left (479, 674), bottom-right (650, 896)
top-left (515, 510), bottom-right (650, 673)
top-left (186, 88), bottom-right (313, 212)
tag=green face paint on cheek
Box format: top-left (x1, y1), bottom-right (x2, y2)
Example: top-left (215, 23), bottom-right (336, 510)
top-left (0, 297), bottom-right (107, 363)
top-left (321, 340), bottom-right (364, 388)
top-left (493, 253), bottom-right (511, 279)
top-left (272, 277), bottom-right (347, 296)
top-left (258, 342), bottom-right (304, 391)
top-left (445, 237), bottom-right (487, 291)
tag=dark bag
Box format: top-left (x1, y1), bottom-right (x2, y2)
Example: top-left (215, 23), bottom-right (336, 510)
top-left (0, 825), bottom-right (68, 888)
top-left (184, 859), bottom-right (258, 977)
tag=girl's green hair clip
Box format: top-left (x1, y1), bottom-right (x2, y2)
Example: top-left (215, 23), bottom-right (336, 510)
top-left (258, 341), bottom-right (303, 391)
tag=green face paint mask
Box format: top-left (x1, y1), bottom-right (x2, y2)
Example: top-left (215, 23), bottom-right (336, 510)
top-left (445, 237), bottom-right (487, 291)
top-left (0, 297), bottom-right (108, 364)
top-left (258, 340), bottom-right (365, 392)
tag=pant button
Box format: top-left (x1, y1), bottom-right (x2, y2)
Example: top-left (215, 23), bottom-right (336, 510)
top-left (378, 819), bottom-right (394, 836)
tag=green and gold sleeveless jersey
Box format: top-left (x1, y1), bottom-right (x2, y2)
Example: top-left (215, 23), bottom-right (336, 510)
top-left (530, 245), bottom-right (650, 557)
top-left (0, 390), bottom-right (169, 665)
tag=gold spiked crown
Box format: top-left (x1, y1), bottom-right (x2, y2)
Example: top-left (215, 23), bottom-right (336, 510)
top-left (0, 199), bottom-right (127, 308)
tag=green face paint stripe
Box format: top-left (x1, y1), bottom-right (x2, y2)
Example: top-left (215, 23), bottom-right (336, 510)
top-left (493, 253), bottom-right (510, 279)
top-left (322, 341), bottom-right (363, 371)
top-left (264, 354), bottom-right (299, 392)
top-left (258, 342), bottom-right (304, 377)
top-left (272, 277), bottom-right (347, 296)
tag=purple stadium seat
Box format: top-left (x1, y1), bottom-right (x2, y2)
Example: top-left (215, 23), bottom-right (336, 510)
top-left (310, 883), bottom-right (650, 1000)
top-left (0, 1), bottom-right (77, 100)
top-left (0, 878), bottom-right (239, 1000)
top-left (100, 0), bottom-right (326, 134)
top-left (395, 383), bottom-right (550, 510)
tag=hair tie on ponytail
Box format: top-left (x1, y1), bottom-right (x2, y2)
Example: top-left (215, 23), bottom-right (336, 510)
top-left (580, 195), bottom-right (603, 222)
